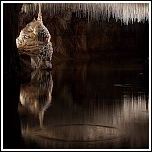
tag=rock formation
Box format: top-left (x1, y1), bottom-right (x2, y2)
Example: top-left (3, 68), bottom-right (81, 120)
top-left (18, 5), bottom-right (149, 61)
top-left (3, 3), bottom-right (149, 79)
top-left (17, 4), bottom-right (53, 72)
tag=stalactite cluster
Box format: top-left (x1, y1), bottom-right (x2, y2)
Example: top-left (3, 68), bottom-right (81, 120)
top-left (21, 3), bottom-right (149, 25)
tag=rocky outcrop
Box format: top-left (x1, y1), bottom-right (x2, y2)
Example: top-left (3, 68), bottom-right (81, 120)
top-left (18, 9), bottom-right (90, 60)
top-left (17, 17), bottom-right (53, 71)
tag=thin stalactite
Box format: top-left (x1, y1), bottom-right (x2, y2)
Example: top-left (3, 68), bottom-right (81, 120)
top-left (21, 3), bottom-right (149, 25)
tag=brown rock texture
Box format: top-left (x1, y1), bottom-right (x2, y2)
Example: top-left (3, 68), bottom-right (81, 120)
top-left (17, 17), bottom-right (53, 71)
top-left (18, 9), bottom-right (148, 61)
top-left (18, 9), bottom-right (90, 60)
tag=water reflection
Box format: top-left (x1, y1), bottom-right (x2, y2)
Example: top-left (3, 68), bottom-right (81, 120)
top-left (19, 69), bottom-right (53, 128)
top-left (18, 59), bottom-right (149, 149)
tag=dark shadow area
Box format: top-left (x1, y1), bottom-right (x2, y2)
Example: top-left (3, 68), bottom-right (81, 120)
top-left (3, 77), bottom-right (23, 148)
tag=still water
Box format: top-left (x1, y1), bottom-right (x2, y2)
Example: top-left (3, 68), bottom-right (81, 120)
top-left (18, 58), bottom-right (149, 149)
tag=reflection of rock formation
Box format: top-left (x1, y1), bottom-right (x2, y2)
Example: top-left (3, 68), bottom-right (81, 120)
top-left (51, 60), bottom-right (88, 104)
top-left (20, 60), bottom-right (149, 149)
top-left (16, 4), bottom-right (53, 70)
top-left (20, 70), bottom-right (53, 128)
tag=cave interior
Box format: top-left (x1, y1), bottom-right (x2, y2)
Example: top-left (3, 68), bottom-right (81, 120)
top-left (2, 2), bottom-right (150, 149)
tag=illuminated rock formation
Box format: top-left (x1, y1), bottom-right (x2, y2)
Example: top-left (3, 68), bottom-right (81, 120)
top-left (16, 3), bottom-right (53, 70)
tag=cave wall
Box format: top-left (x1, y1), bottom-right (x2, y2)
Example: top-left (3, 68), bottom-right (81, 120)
top-left (3, 4), bottom-right (149, 79)
top-left (18, 10), bottom-right (89, 59)
top-left (3, 3), bottom-right (24, 148)
top-left (3, 3), bottom-right (23, 79)
top-left (87, 17), bottom-right (149, 58)
top-left (18, 9), bottom-right (149, 59)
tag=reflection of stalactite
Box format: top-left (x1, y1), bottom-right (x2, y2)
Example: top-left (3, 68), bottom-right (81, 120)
top-left (20, 70), bottom-right (53, 128)
top-left (39, 111), bottom-right (44, 128)
top-left (21, 3), bottom-right (149, 25)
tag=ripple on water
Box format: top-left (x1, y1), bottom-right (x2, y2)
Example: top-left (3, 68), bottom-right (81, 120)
top-left (22, 124), bottom-right (127, 143)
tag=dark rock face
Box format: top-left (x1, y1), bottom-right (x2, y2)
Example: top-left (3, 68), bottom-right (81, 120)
top-left (43, 13), bottom-right (89, 59)
top-left (3, 4), bottom-right (24, 149)
top-left (87, 17), bottom-right (149, 58)
top-left (19, 53), bottom-right (33, 75)
top-left (3, 3), bottom-right (22, 79)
